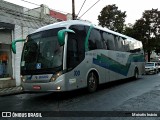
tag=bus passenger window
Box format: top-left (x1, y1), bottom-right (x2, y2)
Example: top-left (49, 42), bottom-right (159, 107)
top-left (88, 29), bottom-right (103, 50)
top-left (102, 32), bottom-right (108, 49)
top-left (119, 37), bottom-right (125, 51)
top-left (123, 40), bottom-right (130, 52)
top-left (107, 34), bottom-right (115, 50)
top-left (114, 36), bottom-right (119, 51)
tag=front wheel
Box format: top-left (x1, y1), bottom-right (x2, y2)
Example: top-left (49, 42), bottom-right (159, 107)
top-left (87, 72), bottom-right (98, 93)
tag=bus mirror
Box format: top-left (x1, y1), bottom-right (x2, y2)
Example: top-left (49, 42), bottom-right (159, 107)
top-left (12, 39), bottom-right (25, 54)
top-left (58, 29), bottom-right (75, 46)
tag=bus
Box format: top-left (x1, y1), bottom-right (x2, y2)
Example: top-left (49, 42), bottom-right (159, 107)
top-left (12, 20), bottom-right (145, 92)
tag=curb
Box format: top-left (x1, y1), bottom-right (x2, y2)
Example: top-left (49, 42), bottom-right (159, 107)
top-left (0, 86), bottom-right (23, 96)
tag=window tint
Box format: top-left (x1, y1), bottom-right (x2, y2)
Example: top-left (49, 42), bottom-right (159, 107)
top-left (114, 36), bottom-right (119, 50)
top-left (107, 34), bottom-right (115, 50)
top-left (118, 37), bottom-right (125, 51)
top-left (88, 29), bottom-right (103, 50)
top-left (124, 39), bottom-right (142, 53)
top-left (123, 40), bottom-right (130, 52)
top-left (86, 28), bottom-right (142, 53)
top-left (102, 32), bottom-right (108, 49)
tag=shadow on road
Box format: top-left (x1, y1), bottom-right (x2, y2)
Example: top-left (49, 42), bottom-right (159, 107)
top-left (25, 77), bottom-right (142, 103)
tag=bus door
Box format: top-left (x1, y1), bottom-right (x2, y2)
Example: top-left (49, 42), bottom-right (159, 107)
top-left (66, 25), bottom-right (88, 89)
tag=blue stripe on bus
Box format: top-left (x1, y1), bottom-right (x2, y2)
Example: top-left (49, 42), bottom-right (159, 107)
top-left (93, 54), bottom-right (144, 76)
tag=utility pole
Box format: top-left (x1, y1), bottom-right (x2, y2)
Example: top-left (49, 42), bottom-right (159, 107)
top-left (72, 0), bottom-right (75, 20)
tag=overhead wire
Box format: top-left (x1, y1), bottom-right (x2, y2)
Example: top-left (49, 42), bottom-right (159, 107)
top-left (77, 0), bottom-right (87, 18)
top-left (21, 0), bottom-right (68, 14)
top-left (21, 0), bottom-right (40, 6)
top-left (79, 0), bottom-right (101, 18)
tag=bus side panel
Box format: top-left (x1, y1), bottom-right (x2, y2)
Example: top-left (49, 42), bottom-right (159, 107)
top-left (106, 51), bottom-right (129, 82)
top-left (64, 56), bottom-right (92, 91)
top-left (63, 50), bottom-right (144, 91)
top-left (90, 50), bottom-right (109, 84)
top-left (64, 50), bottom-right (108, 91)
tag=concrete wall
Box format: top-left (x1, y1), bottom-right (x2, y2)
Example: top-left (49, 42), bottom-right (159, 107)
top-left (0, 0), bottom-right (58, 87)
top-left (13, 25), bottom-right (36, 86)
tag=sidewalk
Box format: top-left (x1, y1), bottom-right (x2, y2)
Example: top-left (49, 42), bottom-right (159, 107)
top-left (0, 86), bottom-right (23, 96)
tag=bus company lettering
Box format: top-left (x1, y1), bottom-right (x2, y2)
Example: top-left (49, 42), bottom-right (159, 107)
top-left (39, 75), bottom-right (48, 79)
top-left (116, 53), bottom-right (126, 58)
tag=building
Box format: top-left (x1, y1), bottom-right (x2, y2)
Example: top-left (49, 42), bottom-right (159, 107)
top-left (0, 0), bottom-right (71, 88)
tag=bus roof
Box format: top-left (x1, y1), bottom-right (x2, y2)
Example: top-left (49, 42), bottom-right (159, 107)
top-left (32, 20), bottom-right (92, 34)
top-left (32, 20), bottom-right (139, 42)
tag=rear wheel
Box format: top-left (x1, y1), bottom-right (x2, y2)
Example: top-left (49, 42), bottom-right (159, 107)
top-left (87, 72), bottom-right (98, 92)
top-left (134, 68), bottom-right (139, 79)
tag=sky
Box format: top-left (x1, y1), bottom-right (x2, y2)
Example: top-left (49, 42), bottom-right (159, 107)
top-left (4, 0), bottom-right (160, 25)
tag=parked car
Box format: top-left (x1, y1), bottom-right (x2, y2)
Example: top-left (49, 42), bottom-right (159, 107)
top-left (145, 62), bottom-right (159, 74)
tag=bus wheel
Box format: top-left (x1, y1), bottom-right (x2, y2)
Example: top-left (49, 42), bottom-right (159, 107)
top-left (134, 68), bottom-right (139, 79)
top-left (87, 72), bottom-right (98, 92)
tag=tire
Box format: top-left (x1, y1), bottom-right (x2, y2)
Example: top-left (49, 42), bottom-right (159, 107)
top-left (134, 68), bottom-right (139, 79)
top-left (87, 72), bottom-right (98, 93)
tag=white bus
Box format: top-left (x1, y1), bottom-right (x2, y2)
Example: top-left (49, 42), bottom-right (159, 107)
top-left (12, 20), bottom-right (145, 92)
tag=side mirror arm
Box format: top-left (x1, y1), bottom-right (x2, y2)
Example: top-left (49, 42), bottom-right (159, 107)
top-left (12, 39), bottom-right (25, 54)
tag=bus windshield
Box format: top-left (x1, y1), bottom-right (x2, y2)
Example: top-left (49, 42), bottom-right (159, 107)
top-left (21, 27), bottom-right (64, 74)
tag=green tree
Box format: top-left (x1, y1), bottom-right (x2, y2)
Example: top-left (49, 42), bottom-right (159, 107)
top-left (135, 9), bottom-right (160, 61)
top-left (124, 9), bottom-right (160, 61)
top-left (123, 24), bottom-right (135, 37)
top-left (98, 4), bottom-right (126, 33)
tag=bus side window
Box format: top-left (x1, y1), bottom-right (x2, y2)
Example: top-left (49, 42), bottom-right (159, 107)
top-left (108, 34), bottom-right (115, 50)
top-left (123, 39), bottom-right (130, 52)
top-left (113, 36), bottom-right (118, 51)
top-left (102, 32), bottom-right (109, 50)
top-left (88, 29), bottom-right (103, 50)
top-left (119, 37), bottom-right (125, 52)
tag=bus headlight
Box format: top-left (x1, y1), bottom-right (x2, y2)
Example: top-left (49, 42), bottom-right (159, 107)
top-left (21, 75), bottom-right (25, 82)
top-left (50, 71), bottom-right (62, 82)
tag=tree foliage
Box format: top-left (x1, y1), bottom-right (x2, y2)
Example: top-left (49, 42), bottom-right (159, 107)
top-left (124, 9), bottom-right (160, 61)
top-left (98, 4), bottom-right (126, 33)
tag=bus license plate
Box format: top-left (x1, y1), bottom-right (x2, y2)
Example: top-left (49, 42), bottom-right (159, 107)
top-left (33, 85), bottom-right (41, 90)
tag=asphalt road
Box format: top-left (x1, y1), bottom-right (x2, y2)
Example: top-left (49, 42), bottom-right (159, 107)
top-left (1, 73), bottom-right (160, 120)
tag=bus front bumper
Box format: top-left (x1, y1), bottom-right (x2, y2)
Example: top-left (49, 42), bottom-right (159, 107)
top-left (22, 81), bottom-right (65, 92)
